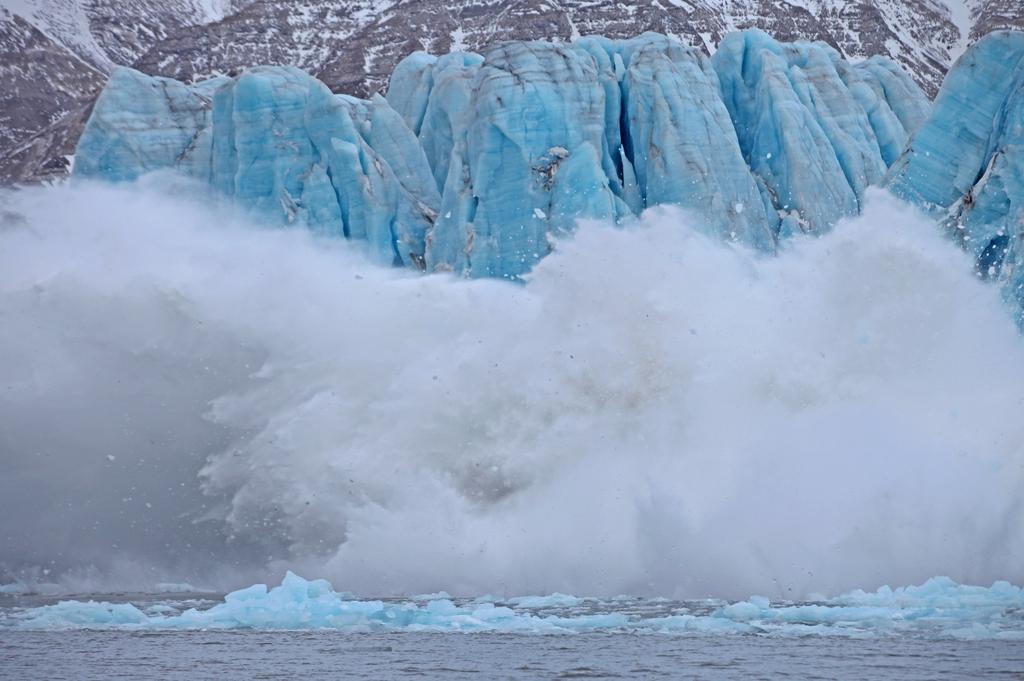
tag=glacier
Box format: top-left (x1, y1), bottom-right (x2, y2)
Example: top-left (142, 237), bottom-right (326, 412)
top-left (71, 27), bottom-right (1024, 313)
top-left (76, 66), bottom-right (440, 268)
top-left (74, 29), bottom-right (930, 278)
top-left (886, 31), bottom-right (1024, 324)
top-left (712, 30), bottom-right (929, 235)
top-left (6, 572), bottom-right (1023, 639)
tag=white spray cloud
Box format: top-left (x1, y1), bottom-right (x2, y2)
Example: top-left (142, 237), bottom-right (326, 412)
top-left (1, 178), bottom-right (1022, 598)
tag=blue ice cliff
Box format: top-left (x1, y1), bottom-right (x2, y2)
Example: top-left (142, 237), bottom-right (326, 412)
top-left (74, 29), bottom-right (931, 278)
top-left (713, 31), bottom-right (929, 236)
top-left (886, 31), bottom-right (1024, 323)
top-left (70, 29), bottom-right (1024, 294)
top-left (75, 67), bottom-right (440, 268)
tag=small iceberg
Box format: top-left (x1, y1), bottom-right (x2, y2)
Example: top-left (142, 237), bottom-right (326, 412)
top-left (5, 573), bottom-right (1022, 639)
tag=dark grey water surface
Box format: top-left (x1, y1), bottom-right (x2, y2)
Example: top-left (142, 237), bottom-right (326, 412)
top-left (3, 589), bottom-right (1024, 680)
top-left (3, 628), bottom-right (1024, 680)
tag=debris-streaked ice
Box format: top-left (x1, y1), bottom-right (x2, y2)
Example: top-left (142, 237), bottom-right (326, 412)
top-left (6, 573), bottom-right (1022, 639)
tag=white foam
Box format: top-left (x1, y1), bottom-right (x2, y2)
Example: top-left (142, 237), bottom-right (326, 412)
top-left (1, 180), bottom-right (1022, 599)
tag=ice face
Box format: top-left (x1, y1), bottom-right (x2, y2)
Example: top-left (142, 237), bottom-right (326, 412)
top-left (398, 41), bottom-right (626, 278)
top-left (74, 30), bottom-right (930, 279)
top-left (77, 66), bottom-right (440, 268)
top-left (74, 68), bottom-right (227, 184)
top-left (711, 29), bottom-right (928, 236)
top-left (608, 34), bottom-right (777, 250)
top-left (886, 31), bottom-right (1024, 324)
top-left (7, 572), bottom-right (1022, 639)
top-left (69, 28), bottom-right (1024, 308)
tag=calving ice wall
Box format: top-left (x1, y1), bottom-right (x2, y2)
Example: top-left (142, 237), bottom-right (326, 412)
top-left (11, 27), bottom-right (1024, 601)
top-left (74, 66), bottom-right (440, 268)
top-left (887, 31), bottom-right (1024, 324)
top-left (74, 29), bottom-right (929, 278)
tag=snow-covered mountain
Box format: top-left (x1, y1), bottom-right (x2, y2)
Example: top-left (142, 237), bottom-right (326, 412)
top-left (0, 0), bottom-right (234, 180)
top-left (0, 8), bottom-right (102, 169)
top-left (2, 0), bottom-right (234, 68)
top-left (131, 0), bottom-right (967, 98)
top-left (1, 0), bottom-right (1021, 183)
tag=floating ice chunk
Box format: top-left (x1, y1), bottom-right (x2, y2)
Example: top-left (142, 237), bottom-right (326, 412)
top-left (507, 593), bottom-right (584, 608)
top-left (7, 573), bottom-right (1022, 639)
top-left (17, 600), bottom-right (151, 628)
top-left (835, 576), bottom-right (1024, 609)
top-left (6, 573), bottom-right (620, 632)
top-left (0, 582), bottom-right (64, 596)
top-left (153, 582), bottom-right (198, 593)
top-left (644, 614), bottom-right (754, 634)
top-left (717, 595), bottom-right (770, 621)
top-left (411, 591), bottom-right (452, 601)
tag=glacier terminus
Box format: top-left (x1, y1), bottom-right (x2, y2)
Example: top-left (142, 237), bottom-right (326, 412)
top-left (74, 29), bottom-right (1024, 317)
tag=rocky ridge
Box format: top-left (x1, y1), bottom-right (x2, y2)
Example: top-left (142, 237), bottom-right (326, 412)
top-left (1, 0), bottom-right (1021, 183)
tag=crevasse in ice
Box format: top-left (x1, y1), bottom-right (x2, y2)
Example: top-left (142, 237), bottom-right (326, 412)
top-left (74, 30), bottom-right (930, 278)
